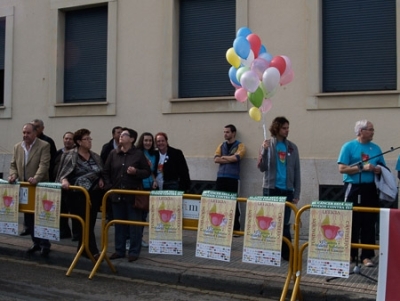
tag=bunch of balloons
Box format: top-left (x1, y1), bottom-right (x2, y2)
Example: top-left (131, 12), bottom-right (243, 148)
top-left (226, 27), bottom-right (294, 121)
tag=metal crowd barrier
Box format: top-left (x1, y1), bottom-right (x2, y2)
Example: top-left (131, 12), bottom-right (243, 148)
top-left (5, 182), bottom-right (93, 276)
top-left (290, 205), bottom-right (381, 301)
top-left (89, 189), bottom-right (298, 301)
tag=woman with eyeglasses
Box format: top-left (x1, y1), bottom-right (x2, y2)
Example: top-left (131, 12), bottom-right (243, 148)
top-left (56, 128), bottom-right (104, 261)
top-left (102, 127), bottom-right (151, 262)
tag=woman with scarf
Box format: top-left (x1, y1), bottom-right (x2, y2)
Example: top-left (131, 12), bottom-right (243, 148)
top-left (56, 128), bottom-right (104, 260)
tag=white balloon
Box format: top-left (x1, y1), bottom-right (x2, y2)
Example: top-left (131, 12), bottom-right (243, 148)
top-left (262, 67), bottom-right (280, 93)
top-left (240, 50), bottom-right (255, 67)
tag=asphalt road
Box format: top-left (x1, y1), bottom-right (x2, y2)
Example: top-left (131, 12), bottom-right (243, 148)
top-left (0, 256), bottom-right (276, 301)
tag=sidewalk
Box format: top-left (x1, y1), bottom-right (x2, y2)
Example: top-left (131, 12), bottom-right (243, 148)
top-left (0, 214), bottom-right (379, 301)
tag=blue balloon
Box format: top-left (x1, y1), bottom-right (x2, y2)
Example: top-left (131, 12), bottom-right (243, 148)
top-left (229, 66), bottom-right (241, 86)
top-left (236, 27), bottom-right (252, 38)
top-left (259, 44), bottom-right (267, 55)
top-left (233, 37), bottom-right (250, 59)
top-left (258, 52), bottom-right (273, 63)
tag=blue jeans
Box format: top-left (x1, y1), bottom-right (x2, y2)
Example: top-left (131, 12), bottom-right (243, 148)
top-left (112, 199), bottom-right (143, 257)
top-left (263, 188), bottom-right (294, 258)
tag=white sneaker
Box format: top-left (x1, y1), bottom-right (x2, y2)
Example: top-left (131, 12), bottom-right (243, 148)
top-left (125, 240), bottom-right (130, 250)
top-left (141, 240), bottom-right (149, 248)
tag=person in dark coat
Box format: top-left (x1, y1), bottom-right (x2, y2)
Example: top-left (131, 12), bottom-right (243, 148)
top-left (154, 132), bottom-right (191, 192)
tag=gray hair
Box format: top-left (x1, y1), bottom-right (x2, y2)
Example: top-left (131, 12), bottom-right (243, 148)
top-left (354, 120), bottom-right (369, 136)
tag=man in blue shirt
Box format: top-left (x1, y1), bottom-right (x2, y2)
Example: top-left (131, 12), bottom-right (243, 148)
top-left (338, 120), bottom-right (384, 267)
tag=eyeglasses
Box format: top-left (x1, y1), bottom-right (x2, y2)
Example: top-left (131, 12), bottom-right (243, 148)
top-left (120, 133), bottom-right (131, 137)
top-left (362, 128), bottom-right (374, 132)
top-left (81, 137), bottom-right (93, 141)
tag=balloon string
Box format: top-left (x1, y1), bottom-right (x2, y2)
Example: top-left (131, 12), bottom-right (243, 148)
top-left (263, 114), bottom-right (267, 140)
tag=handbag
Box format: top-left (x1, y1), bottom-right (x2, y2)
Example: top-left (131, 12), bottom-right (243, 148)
top-left (133, 186), bottom-right (150, 212)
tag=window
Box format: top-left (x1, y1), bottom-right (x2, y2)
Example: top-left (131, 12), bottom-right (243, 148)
top-left (178, 0), bottom-right (235, 98)
top-left (49, 0), bottom-right (117, 117)
top-left (64, 6), bottom-right (107, 103)
top-left (0, 6), bottom-right (13, 119)
top-left (0, 18), bottom-right (5, 106)
top-left (322, 0), bottom-right (396, 92)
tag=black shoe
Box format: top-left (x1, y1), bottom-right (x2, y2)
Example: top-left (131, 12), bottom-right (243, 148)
top-left (109, 253), bottom-right (124, 260)
top-left (40, 248), bottom-right (50, 257)
top-left (20, 229), bottom-right (31, 236)
top-left (60, 233), bottom-right (72, 239)
top-left (27, 244), bottom-right (41, 254)
top-left (71, 235), bottom-right (80, 242)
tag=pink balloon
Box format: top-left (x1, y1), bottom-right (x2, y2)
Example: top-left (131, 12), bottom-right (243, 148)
top-left (247, 33), bottom-right (262, 58)
top-left (234, 88), bottom-right (248, 103)
top-left (240, 70), bottom-right (260, 93)
top-left (260, 99), bottom-right (272, 113)
top-left (280, 70), bottom-right (294, 86)
top-left (251, 58), bottom-right (270, 79)
top-left (280, 55), bottom-right (292, 77)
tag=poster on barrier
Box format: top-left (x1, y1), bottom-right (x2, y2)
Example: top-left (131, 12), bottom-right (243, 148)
top-left (242, 196), bottom-right (286, 266)
top-left (149, 190), bottom-right (183, 255)
top-left (195, 190), bottom-right (236, 262)
top-left (307, 201), bottom-right (353, 278)
top-left (0, 180), bottom-right (19, 235)
top-left (34, 183), bottom-right (61, 241)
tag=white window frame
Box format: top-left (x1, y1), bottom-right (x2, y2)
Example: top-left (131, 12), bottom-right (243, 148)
top-left (0, 6), bottom-right (14, 119)
top-left (49, 0), bottom-right (117, 117)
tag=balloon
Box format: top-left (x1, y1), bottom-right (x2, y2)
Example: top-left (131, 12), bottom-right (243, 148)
top-left (249, 107), bottom-right (262, 122)
top-left (280, 55), bottom-right (292, 77)
top-left (262, 67), bottom-right (280, 93)
top-left (236, 27), bottom-right (252, 38)
top-left (230, 80), bottom-right (241, 89)
top-left (247, 86), bottom-right (264, 107)
top-left (228, 66), bottom-right (241, 87)
top-left (246, 33), bottom-right (262, 58)
top-left (226, 47), bottom-right (241, 68)
top-left (233, 36), bottom-right (250, 59)
top-left (265, 86), bottom-right (278, 99)
top-left (251, 58), bottom-right (270, 79)
top-left (260, 98), bottom-right (272, 113)
top-left (236, 66), bottom-right (250, 82)
top-left (240, 50), bottom-right (254, 67)
top-left (258, 52), bottom-right (273, 64)
top-left (234, 88), bottom-right (248, 103)
top-left (280, 69), bottom-right (294, 86)
top-left (269, 56), bottom-right (286, 75)
top-left (240, 70), bottom-right (260, 93)
top-left (258, 44), bottom-right (267, 55)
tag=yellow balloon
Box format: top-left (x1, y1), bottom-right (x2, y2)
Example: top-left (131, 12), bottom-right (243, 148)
top-left (249, 107), bottom-right (261, 122)
top-left (226, 47), bottom-right (241, 68)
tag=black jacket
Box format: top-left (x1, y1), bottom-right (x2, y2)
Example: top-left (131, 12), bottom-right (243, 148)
top-left (100, 139), bottom-right (115, 164)
top-left (155, 146), bottom-right (191, 192)
top-left (102, 146), bottom-right (151, 202)
top-left (38, 133), bottom-right (57, 181)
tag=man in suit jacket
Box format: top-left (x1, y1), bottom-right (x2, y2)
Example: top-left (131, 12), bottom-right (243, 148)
top-left (8, 123), bottom-right (52, 256)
